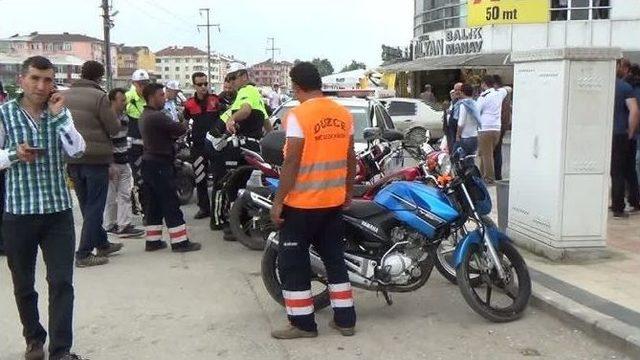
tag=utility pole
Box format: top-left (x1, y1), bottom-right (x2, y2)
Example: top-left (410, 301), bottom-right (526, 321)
top-left (101, 0), bottom-right (115, 89)
top-left (198, 8), bottom-right (220, 84)
top-left (266, 37), bottom-right (281, 62)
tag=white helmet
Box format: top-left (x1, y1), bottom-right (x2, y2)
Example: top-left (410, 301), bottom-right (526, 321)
top-left (227, 62), bottom-right (246, 74)
top-left (165, 80), bottom-right (180, 91)
top-left (132, 69), bottom-right (150, 82)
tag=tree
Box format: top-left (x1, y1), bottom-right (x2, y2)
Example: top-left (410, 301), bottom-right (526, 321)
top-left (340, 60), bottom-right (367, 73)
top-left (311, 58), bottom-right (334, 77)
top-left (291, 58), bottom-right (334, 77)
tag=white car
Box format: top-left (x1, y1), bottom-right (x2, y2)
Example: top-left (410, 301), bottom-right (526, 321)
top-left (379, 97), bottom-right (444, 141)
top-left (269, 97), bottom-right (398, 153)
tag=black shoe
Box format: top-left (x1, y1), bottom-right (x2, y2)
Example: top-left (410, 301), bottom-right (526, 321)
top-left (613, 211), bottom-right (629, 218)
top-left (194, 210), bottom-right (211, 219)
top-left (25, 340), bottom-right (44, 360)
top-left (96, 242), bottom-right (124, 257)
top-left (210, 222), bottom-right (224, 231)
top-left (171, 241), bottom-right (202, 253)
top-left (117, 224), bottom-right (145, 238)
top-left (105, 224), bottom-right (118, 236)
top-left (75, 254), bottom-right (109, 268)
top-left (145, 240), bottom-right (168, 252)
top-left (51, 353), bottom-right (86, 360)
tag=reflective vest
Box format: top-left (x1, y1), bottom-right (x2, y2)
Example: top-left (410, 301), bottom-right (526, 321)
top-left (284, 97), bottom-right (353, 209)
top-left (125, 85), bottom-right (145, 120)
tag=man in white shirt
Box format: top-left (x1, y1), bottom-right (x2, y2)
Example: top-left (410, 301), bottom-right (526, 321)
top-left (476, 75), bottom-right (506, 183)
top-left (268, 83), bottom-right (282, 111)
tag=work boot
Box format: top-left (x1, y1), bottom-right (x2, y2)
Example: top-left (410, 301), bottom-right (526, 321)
top-left (96, 242), bottom-right (124, 257)
top-left (145, 240), bottom-right (168, 252)
top-left (75, 254), bottom-right (109, 268)
top-left (613, 211), bottom-right (629, 219)
top-left (171, 241), bottom-right (202, 253)
top-left (329, 320), bottom-right (355, 337)
top-left (117, 224), bottom-right (145, 238)
top-left (271, 325), bottom-right (318, 340)
top-left (105, 224), bottom-right (118, 236)
top-left (210, 221), bottom-right (224, 231)
top-left (194, 210), bottom-right (210, 219)
top-left (222, 225), bottom-right (236, 241)
top-left (25, 340), bottom-right (44, 360)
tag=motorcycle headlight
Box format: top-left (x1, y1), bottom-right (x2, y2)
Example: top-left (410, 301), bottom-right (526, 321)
top-left (437, 153), bottom-right (452, 175)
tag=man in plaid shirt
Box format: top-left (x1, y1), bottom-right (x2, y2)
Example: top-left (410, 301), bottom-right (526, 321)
top-left (0, 56), bottom-right (86, 360)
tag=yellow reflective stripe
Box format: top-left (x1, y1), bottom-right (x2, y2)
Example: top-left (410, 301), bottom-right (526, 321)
top-left (298, 160), bottom-right (347, 175)
top-left (293, 178), bottom-right (346, 192)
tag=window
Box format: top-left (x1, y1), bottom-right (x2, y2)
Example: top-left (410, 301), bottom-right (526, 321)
top-left (175, 75), bottom-right (180, 80)
top-left (414, 0), bottom-right (463, 35)
top-left (185, 66), bottom-right (189, 71)
top-left (185, 74), bottom-right (190, 79)
top-left (164, 66), bottom-right (169, 71)
top-left (155, 59), bottom-right (161, 63)
top-left (63, 42), bottom-right (71, 51)
top-left (386, 101), bottom-right (418, 117)
top-left (195, 58), bottom-right (202, 63)
top-left (175, 66), bottom-right (180, 71)
top-left (551, 0), bottom-right (610, 21)
top-left (164, 75), bottom-right (169, 79)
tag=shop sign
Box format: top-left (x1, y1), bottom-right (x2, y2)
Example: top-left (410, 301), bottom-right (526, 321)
top-left (468, 0), bottom-right (550, 27)
top-left (414, 28), bottom-right (483, 59)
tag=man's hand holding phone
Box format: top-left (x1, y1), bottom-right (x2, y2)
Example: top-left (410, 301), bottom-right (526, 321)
top-left (17, 143), bottom-right (45, 163)
top-left (48, 90), bottom-right (65, 117)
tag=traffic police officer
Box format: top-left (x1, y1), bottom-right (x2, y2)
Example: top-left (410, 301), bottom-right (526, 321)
top-left (270, 62), bottom-right (357, 339)
top-left (139, 83), bottom-right (202, 253)
top-left (209, 63), bottom-right (268, 231)
top-left (183, 72), bottom-right (223, 219)
top-left (126, 69), bottom-right (150, 214)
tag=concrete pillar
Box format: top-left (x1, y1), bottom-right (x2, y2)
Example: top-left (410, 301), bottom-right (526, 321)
top-left (506, 47), bottom-right (622, 261)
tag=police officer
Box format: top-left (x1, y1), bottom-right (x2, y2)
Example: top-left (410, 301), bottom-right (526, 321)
top-left (125, 69), bottom-right (150, 214)
top-left (139, 83), bottom-right (201, 253)
top-left (209, 63), bottom-right (268, 231)
top-left (270, 62), bottom-right (357, 339)
top-left (183, 72), bottom-right (222, 219)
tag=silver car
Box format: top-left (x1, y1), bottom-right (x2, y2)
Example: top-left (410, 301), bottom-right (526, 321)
top-left (379, 97), bottom-right (444, 141)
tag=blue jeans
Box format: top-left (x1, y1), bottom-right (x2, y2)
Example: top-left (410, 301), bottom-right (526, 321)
top-left (456, 137), bottom-right (478, 156)
top-left (67, 164), bottom-right (110, 259)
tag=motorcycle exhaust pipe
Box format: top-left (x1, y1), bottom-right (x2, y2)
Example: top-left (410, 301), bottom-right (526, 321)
top-left (249, 191), bottom-right (273, 210)
top-left (309, 251), bottom-right (376, 289)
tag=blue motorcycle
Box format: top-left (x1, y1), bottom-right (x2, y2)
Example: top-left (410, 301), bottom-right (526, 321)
top-left (255, 151), bottom-right (531, 323)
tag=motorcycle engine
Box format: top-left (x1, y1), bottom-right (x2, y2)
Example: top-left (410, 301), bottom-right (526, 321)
top-left (379, 227), bottom-right (429, 285)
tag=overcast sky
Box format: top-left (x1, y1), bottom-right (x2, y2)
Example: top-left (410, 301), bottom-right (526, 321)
top-left (1, 0), bottom-right (414, 70)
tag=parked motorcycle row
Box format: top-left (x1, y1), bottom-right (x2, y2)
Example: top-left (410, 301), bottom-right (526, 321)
top-left (210, 126), bottom-right (532, 324)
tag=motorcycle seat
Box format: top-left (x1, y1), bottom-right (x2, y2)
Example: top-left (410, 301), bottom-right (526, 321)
top-left (344, 200), bottom-right (386, 219)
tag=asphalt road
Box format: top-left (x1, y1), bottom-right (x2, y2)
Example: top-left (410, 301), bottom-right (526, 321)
top-left (0, 200), bottom-right (627, 360)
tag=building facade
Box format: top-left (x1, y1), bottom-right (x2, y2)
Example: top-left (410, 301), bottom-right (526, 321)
top-left (0, 32), bottom-right (118, 81)
top-left (155, 46), bottom-right (240, 93)
top-left (116, 46), bottom-right (156, 77)
top-left (385, 0), bottom-right (640, 98)
top-left (248, 60), bottom-right (294, 89)
top-left (0, 53), bottom-right (84, 86)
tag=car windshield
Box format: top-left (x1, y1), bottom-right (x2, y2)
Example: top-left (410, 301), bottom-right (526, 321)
top-left (387, 101), bottom-right (417, 116)
top-left (274, 104), bottom-right (370, 142)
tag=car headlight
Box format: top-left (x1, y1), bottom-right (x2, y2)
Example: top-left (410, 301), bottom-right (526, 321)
top-left (437, 153), bottom-right (452, 175)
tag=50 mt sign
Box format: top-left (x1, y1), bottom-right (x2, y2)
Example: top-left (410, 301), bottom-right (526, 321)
top-left (468, 0), bottom-right (549, 27)
top-left (485, 5), bottom-right (518, 21)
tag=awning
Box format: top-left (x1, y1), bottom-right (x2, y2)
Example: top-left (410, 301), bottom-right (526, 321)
top-left (379, 53), bottom-right (511, 72)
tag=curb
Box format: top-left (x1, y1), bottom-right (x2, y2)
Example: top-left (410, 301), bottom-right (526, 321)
top-left (531, 282), bottom-right (640, 358)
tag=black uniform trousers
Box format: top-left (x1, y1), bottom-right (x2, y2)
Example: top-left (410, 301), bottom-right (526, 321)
top-left (278, 205), bottom-right (356, 332)
top-left (191, 143), bottom-right (211, 213)
top-left (611, 134), bottom-right (640, 212)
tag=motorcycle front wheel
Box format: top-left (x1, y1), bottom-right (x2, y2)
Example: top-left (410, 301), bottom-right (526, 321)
top-left (456, 241), bottom-right (531, 323)
top-left (261, 242), bottom-right (331, 311)
top-left (229, 193), bottom-right (270, 250)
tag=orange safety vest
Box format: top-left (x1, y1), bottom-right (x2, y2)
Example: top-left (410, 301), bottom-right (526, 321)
top-left (284, 97), bottom-right (353, 209)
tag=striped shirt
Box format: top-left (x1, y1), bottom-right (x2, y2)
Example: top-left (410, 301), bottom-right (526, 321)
top-left (0, 98), bottom-right (86, 215)
top-left (112, 112), bottom-right (130, 164)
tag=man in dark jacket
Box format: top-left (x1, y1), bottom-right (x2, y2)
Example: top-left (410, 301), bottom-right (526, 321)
top-left (64, 61), bottom-right (122, 267)
top-left (140, 83), bottom-right (201, 253)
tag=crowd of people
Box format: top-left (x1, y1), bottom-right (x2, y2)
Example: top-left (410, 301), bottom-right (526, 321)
top-left (0, 54), bottom-right (297, 358)
top-left (440, 75), bottom-right (512, 184)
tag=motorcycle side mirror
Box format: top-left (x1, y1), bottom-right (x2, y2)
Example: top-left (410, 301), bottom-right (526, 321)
top-left (363, 127), bottom-right (382, 142)
top-left (381, 129), bottom-right (404, 142)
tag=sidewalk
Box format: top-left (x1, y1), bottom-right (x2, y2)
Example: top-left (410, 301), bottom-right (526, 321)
top-left (488, 190), bottom-right (640, 358)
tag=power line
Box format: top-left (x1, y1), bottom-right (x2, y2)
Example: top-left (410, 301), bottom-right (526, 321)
top-left (266, 37), bottom-right (281, 62)
top-left (197, 8), bottom-right (220, 83)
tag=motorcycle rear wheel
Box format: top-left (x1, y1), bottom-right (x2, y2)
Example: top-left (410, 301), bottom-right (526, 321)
top-left (261, 243), bottom-right (331, 311)
top-left (456, 241), bottom-right (531, 323)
